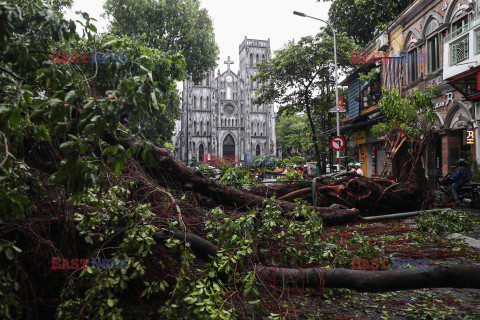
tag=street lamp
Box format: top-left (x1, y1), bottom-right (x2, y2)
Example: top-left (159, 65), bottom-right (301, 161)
top-left (293, 11), bottom-right (341, 172)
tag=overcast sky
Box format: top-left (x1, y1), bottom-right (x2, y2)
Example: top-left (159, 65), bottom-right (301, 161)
top-left (64, 0), bottom-right (332, 74)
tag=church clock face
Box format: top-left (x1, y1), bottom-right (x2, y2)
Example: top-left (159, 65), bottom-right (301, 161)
top-left (224, 105), bottom-right (234, 115)
top-left (225, 75), bottom-right (233, 83)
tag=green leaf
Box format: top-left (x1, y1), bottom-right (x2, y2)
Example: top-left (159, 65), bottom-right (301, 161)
top-left (65, 90), bottom-right (76, 101)
top-left (5, 247), bottom-right (13, 260)
top-left (103, 39), bottom-right (120, 47)
top-left (107, 299), bottom-right (114, 307)
top-left (9, 191), bottom-right (29, 204)
top-left (8, 110), bottom-right (21, 128)
top-left (33, 125), bottom-right (52, 142)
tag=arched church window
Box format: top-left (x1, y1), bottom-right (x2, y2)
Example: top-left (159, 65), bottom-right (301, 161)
top-left (262, 54), bottom-right (265, 60)
top-left (207, 121), bottom-right (210, 134)
top-left (194, 121), bottom-right (197, 135)
top-left (206, 74), bottom-right (210, 86)
top-left (200, 97), bottom-right (203, 109)
top-left (194, 96), bottom-right (197, 109)
top-left (250, 53), bottom-right (253, 66)
top-left (199, 144), bottom-right (204, 162)
top-left (256, 54), bottom-right (259, 64)
top-left (226, 87), bottom-right (232, 100)
top-left (200, 121), bottom-right (203, 135)
top-left (228, 119), bottom-right (231, 127)
top-left (263, 123), bottom-right (265, 135)
top-left (256, 145), bottom-right (260, 156)
top-left (207, 97), bottom-right (209, 109)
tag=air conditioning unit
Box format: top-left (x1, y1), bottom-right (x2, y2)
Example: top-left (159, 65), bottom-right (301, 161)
top-left (376, 34), bottom-right (389, 51)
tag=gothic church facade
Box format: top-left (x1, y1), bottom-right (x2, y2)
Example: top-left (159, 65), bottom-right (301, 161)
top-left (174, 37), bottom-right (276, 164)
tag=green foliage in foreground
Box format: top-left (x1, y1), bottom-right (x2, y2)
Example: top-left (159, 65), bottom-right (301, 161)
top-left (414, 210), bottom-right (473, 235)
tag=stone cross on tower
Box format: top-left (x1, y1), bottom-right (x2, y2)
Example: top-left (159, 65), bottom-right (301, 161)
top-left (224, 56), bottom-right (234, 71)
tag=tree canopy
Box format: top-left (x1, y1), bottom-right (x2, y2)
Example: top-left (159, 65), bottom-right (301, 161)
top-left (275, 113), bottom-right (313, 159)
top-left (371, 87), bottom-right (437, 139)
top-left (254, 29), bottom-right (355, 166)
top-left (104, 0), bottom-right (219, 82)
top-left (322, 0), bottom-right (413, 46)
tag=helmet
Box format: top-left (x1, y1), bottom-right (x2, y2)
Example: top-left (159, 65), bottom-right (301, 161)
top-left (355, 163), bottom-right (361, 168)
top-left (348, 162), bottom-right (355, 168)
top-left (457, 158), bottom-right (468, 166)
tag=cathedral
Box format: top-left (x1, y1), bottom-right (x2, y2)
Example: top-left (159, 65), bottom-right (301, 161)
top-left (174, 37), bottom-right (276, 165)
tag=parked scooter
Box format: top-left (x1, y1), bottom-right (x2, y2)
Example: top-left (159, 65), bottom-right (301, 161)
top-left (439, 174), bottom-right (480, 208)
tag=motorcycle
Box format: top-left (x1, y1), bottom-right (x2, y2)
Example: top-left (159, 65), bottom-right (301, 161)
top-left (439, 174), bottom-right (480, 208)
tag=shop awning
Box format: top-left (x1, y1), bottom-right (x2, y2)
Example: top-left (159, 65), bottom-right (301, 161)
top-left (447, 69), bottom-right (480, 101)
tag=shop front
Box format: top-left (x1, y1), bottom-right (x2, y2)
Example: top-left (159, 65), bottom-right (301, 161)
top-left (442, 102), bottom-right (476, 175)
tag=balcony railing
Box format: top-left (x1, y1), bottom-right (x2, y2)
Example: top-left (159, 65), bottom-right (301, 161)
top-left (450, 36), bottom-right (469, 66)
top-left (445, 16), bottom-right (480, 43)
top-left (477, 28), bottom-right (480, 55)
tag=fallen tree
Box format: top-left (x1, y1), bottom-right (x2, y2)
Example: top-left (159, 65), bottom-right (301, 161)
top-left (1, 3), bottom-right (472, 318)
top-left (254, 264), bottom-right (480, 292)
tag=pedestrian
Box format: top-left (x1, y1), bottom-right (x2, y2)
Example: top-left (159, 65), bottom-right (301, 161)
top-left (355, 163), bottom-right (364, 176)
top-left (451, 158), bottom-right (473, 206)
top-left (303, 166), bottom-right (308, 175)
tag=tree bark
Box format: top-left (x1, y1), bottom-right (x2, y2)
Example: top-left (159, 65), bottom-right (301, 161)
top-left (304, 94), bottom-right (322, 170)
top-left (254, 264), bottom-right (480, 292)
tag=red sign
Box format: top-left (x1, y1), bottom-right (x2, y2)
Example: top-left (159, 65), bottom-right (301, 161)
top-left (477, 72), bottom-right (480, 91)
top-left (330, 136), bottom-right (346, 151)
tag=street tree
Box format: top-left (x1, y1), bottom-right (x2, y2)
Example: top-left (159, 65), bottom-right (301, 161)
top-left (371, 87), bottom-right (437, 202)
top-left (103, 0), bottom-right (219, 83)
top-left (276, 113), bottom-right (313, 159)
top-left (322, 0), bottom-right (413, 46)
top-left (254, 29), bottom-right (355, 168)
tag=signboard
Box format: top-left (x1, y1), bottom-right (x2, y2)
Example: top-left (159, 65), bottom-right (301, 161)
top-left (359, 148), bottom-right (366, 164)
top-left (330, 136), bottom-right (346, 151)
top-left (434, 92), bottom-right (454, 109)
top-left (354, 131), bottom-right (366, 145)
top-left (464, 130), bottom-right (475, 145)
top-left (329, 97), bottom-right (347, 113)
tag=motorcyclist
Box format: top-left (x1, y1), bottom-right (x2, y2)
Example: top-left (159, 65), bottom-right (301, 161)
top-left (347, 163), bottom-right (356, 173)
top-left (355, 163), bottom-right (364, 176)
top-left (451, 158), bottom-right (473, 205)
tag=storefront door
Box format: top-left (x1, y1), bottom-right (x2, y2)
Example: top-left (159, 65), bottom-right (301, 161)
top-left (426, 135), bottom-right (442, 189)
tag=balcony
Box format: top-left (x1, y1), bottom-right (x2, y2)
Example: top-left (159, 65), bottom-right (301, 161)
top-left (443, 16), bottom-right (480, 80)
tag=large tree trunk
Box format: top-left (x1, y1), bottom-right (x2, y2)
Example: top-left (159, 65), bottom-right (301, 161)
top-left (254, 264), bottom-right (480, 292)
top-left (152, 229), bottom-right (480, 293)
